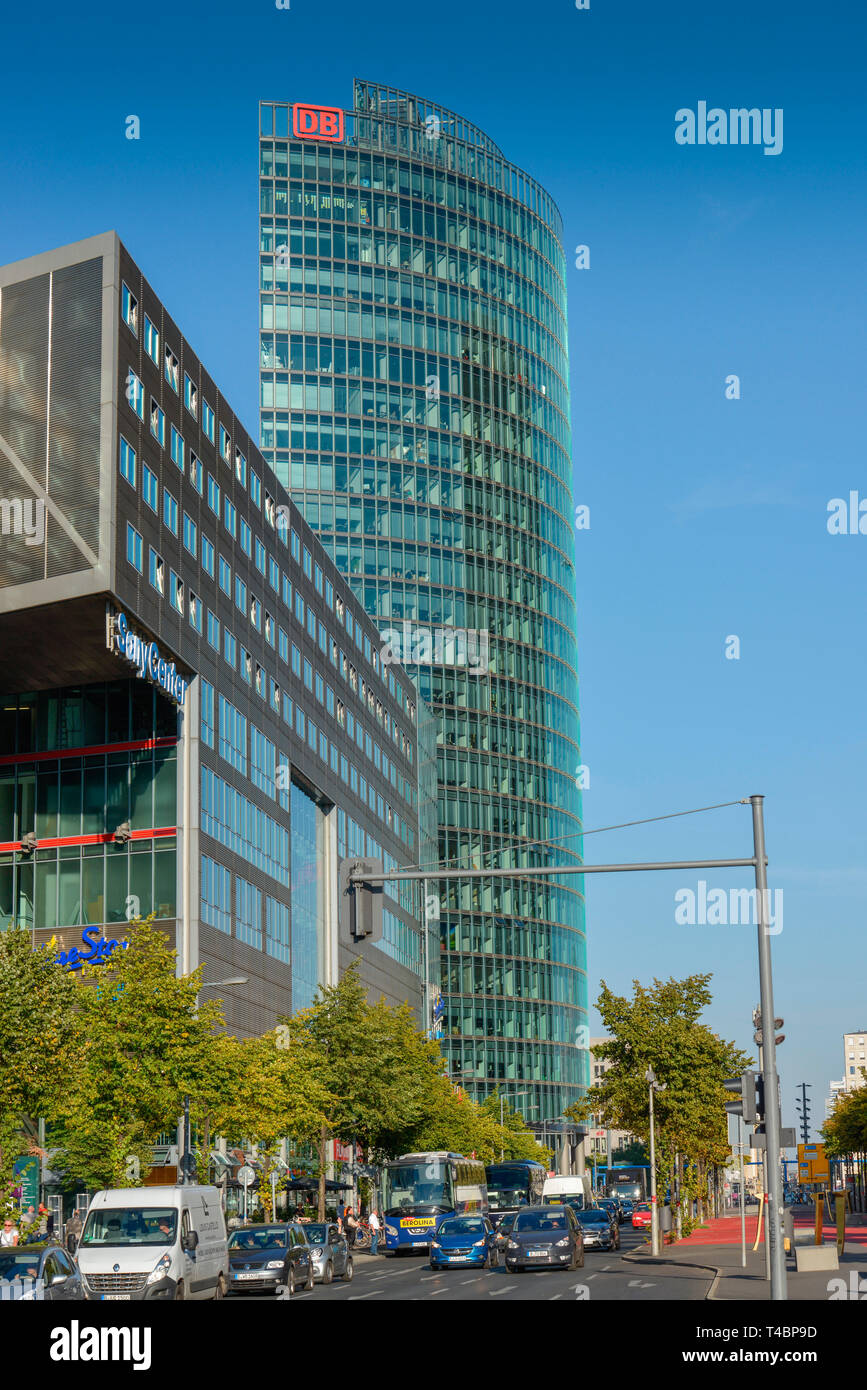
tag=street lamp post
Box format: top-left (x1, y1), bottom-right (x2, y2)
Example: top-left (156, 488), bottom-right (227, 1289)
top-left (646, 1066), bottom-right (666, 1258)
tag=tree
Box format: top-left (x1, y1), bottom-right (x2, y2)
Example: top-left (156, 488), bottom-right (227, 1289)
top-left (611, 1139), bottom-right (649, 1165)
top-left (0, 927), bottom-right (80, 1208)
top-left (209, 1029), bottom-right (334, 1218)
top-left (823, 1083), bottom-right (867, 1212)
top-left (51, 916), bottom-right (226, 1190)
top-left (566, 975), bottom-right (751, 1235)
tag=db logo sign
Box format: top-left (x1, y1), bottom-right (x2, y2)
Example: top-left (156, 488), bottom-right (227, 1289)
top-left (292, 103), bottom-right (344, 142)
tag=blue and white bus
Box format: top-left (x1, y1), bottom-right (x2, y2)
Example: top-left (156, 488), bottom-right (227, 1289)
top-left (381, 1152), bottom-right (488, 1253)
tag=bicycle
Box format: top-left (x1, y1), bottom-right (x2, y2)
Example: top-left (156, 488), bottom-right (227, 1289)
top-left (352, 1220), bottom-right (371, 1251)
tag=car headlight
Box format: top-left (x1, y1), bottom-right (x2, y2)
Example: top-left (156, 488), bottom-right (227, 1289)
top-left (506, 1240), bottom-right (518, 1250)
top-left (266, 1260), bottom-right (285, 1269)
top-left (430, 1240), bottom-right (441, 1249)
top-left (554, 1237), bottom-right (571, 1247)
top-left (309, 1248), bottom-right (323, 1259)
top-left (473, 1239), bottom-right (486, 1248)
top-left (146, 1253), bottom-right (172, 1285)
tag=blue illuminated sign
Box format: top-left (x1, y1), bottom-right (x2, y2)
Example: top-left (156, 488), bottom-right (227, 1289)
top-left (55, 926), bottom-right (130, 971)
top-left (109, 610), bottom-right (188, 707)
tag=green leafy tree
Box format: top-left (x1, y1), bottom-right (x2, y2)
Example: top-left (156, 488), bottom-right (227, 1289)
top-left (0, 927), bottom-right (80, 1210)
top-left (566, 975), bottom-right (750, 1235)
top-left (209, 1029), bottom-right (334, 1218)
top-left (52, 916), bottom-right (226, 1190)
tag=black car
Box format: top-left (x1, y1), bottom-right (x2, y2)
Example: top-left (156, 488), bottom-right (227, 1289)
top-left (597, 1199), bottom-right (622, 1227)
top-left (502, 1205), bottom-right (584, 1272)
top-left (226, 1223), bottom-right (314, 1296)
top-left (577, 1207), bottom-right (620, 1251)
top-left (0, 1241), bottom-right (84, 1301)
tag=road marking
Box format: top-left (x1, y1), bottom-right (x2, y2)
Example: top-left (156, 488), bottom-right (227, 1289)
top-left (489, 1285), bottom-right (517, 1296)
top-left (419, 1275), bottom-right (443, 1282)
top-left (461, 1277), bottom-right (485, 1285)
top-left (428, 1287), bottom-right (447, 1295)
top-left (628, 1278), bottom-right (655, 1288)
top-left (550, 1293), bottom-right (563, 1301)
top-left (348, 1290), bottom-right (384, 1300)
top-left (584, 1273), bottom-right (597, 1280)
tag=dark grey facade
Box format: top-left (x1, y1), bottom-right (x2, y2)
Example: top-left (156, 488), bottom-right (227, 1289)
top-left (0, 232), bottom-right (434, 1037)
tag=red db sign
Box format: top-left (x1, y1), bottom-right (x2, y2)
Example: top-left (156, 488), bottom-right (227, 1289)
top-left (292, 104), bottom-right (344, 141)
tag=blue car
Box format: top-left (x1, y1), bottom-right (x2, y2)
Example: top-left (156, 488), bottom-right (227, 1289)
top-left (429, 1215), bottom-right (499, 1270)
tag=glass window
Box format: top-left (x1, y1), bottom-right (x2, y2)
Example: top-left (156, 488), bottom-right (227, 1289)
top-left (165, 346), bottom-right (179, 393)
top-left (149, 547), bottom-right (164, 595)
top-left (184, 373), bottom-right (198, 419)
top-left (126, 369), bottom-right (144, 419)
top-left (169, 571), bottom-right (184, 615)
top-left (144, 314), bottom-right (159, 365)
top-left (202, 400), bottom-right (215, 443)
top-left (150, 398), bottom-right (165, 447)
top-left (170, 426), bottom-right (184, 471)
top-left (119, 437), bottom-right (136, 488)
top-left (183, 513), bottom-right (197, 558)
top-left (190, 452), bottom-right (203, 494)
top-left (122, 283), bottom-right (138, 334)
top-left (163, 490), bottom-right (178, 536)
top-left (126, 524), bottom-right (142, 572)
top-left (201, 535), bottom-right (215, 577)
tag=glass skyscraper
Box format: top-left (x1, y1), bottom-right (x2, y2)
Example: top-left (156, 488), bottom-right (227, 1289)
top-left (258, 81), bottom-right (587, 1122)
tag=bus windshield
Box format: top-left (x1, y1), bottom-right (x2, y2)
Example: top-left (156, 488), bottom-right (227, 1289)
top-left (382, 1160), bottom-right (453, 1217)
top-left (485, 1166), bottom-right (533, 1211)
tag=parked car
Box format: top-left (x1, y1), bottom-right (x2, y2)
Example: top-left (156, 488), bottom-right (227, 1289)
top-left (502, 1205), bottom-right (584, 1272)
top-left (304, 1222), bottom-right (353, 1284)
top-left (577, 1207), bottom-right (620, 1251)
top-left (227, 1223), bottom-right (314, 1296)
top-left (631, 1202), bottom-right (652, 1229)
top-left (0, 1242), bottom-right (84, 1301)
top-left (429, 1215), bottom-right (499, 1270)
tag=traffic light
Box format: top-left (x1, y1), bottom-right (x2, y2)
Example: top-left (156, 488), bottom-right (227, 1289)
top-left (338, 858), bottom-right (384, 942)
top-left (724, 1071), bottom-right (758, 1124)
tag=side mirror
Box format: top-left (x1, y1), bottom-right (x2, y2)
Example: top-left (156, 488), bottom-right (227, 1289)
top-left (51, 1273), bottom-right (67, 1286)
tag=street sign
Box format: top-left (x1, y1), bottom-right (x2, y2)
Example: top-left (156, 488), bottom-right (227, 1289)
top-left (238, 1165), bottom-right (256, 1188)
top-left (752, 1128), bottom-right (796, 1150)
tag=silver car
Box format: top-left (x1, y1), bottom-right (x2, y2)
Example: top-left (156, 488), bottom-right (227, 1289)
top-left (304, 1223), bottom-right (353, 1284)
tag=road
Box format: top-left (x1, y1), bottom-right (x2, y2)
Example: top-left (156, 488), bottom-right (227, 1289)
top-left (230, 1227), bottom-right (712, 1302)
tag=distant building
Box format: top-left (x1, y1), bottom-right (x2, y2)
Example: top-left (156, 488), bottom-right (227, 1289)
top-left (843, 1030), bottom-right (867, 1092)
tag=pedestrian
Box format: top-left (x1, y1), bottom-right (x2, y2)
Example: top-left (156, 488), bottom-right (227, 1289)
top-left (368, 1208), bottom-right (381, 1255)
top-left (66, 1212), bottom-right (83, 1256)
top-left (1, 1218), bottom-right (19, 1247)
top-left (344, 1204), bottom-right (358, 1250)
top-left (23, 1204), bottom-right (37, 1230)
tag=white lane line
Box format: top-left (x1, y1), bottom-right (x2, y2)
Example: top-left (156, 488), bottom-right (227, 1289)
top-left (429, 1287), bottom-right (447, 1295)
top-left (550, 1293), bottom-right (563, 1301)
top-left (489, 1285), bottom-right (517, 1296)
top-left (460, 1277), bottom-right (486, 1285)
top-left (419, 1275), bottom-right (444, 1282)
top-left (348, 1290), bottom-right (384, 1300)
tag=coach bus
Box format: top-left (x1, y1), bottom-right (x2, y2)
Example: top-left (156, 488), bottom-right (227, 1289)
top-left (381, 1152), bottom-right (488, 1253)
top-left (484, 1160), bottom-right (547, 1217)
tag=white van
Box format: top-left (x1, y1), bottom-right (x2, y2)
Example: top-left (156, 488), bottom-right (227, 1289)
top-left (76, 1185), bottom-right (228, 1301)
top-left (542, 1174), bottom-right (596, 1211)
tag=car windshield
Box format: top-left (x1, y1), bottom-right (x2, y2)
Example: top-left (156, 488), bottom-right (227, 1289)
top-left (634, 1204), bottom-right (650, 1212)
top-left (0, 1253), bottom-right (42, 1280)
top-left (437, 1218), bottom-right (485, 1237)
top-left (228, 1228), bottom-right (287, 1250)
top-left (515, 1212), bottom-right (568, 1233)
top-left (579, 1211), bottom-right (610, 1224)
top-left (305, 1225), bottom-right (329, 1243)
top-left (81, 1208), bottom-right (177, 1247)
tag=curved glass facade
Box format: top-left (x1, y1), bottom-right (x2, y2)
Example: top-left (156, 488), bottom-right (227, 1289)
top-left (259, 81), bottom-right (587, 1120)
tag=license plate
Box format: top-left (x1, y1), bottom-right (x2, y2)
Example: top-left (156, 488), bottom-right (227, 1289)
top-left (412, 1241), bottom-right (427, 1248)
top-left (528, 1249), bottom-right (547, 1258)
top-left (102, 1294), bottom-right (131, 1300)
top-left (235, 1272), bottom-right (262, 1280)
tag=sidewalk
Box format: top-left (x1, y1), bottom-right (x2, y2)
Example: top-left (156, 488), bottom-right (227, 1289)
top-left (625, 1208), bottom-right (867, 1300)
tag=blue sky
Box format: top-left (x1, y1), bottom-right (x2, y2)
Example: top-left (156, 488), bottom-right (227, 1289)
top-left (2, 0), bottom-right (865, 1139)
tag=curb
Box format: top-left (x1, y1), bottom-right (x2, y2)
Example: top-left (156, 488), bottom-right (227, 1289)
top-left (621, 1249), bottom-right (725, 1300)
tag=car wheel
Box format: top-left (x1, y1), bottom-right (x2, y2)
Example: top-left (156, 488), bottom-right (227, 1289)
top-left (287, 1265), bottom-right (296, 1297)
top-left (214, 1274), bottom-right (226, 1300)
top-left (344, 1258), bottom-right (354, 1282)
top-left (429, 1261), bottom-right (439, 1271)
top-left (306, 1261), bottom-right (314, 1291)
top-left (323, 1260), bottom-right (333, 1285)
